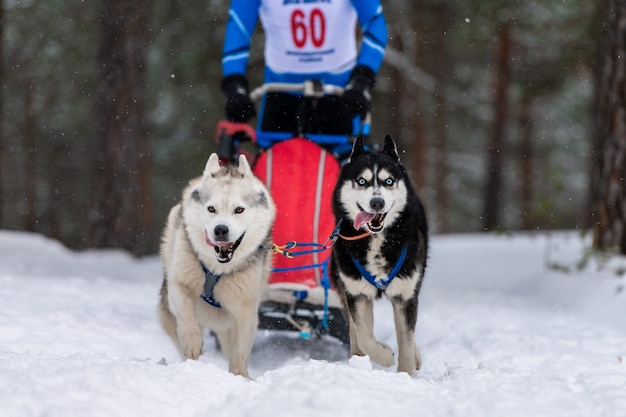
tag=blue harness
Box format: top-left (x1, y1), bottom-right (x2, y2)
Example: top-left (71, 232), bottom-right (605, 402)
top-left (199, 261), bottom-right (222, 308)
top-left (350, 245), bottom-right (408, 290)
top-left (198, 245), bottom-right (269, 308)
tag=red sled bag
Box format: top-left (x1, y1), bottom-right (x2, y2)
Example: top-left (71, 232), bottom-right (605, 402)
top-left (252, 138), bottom-right (342, 309)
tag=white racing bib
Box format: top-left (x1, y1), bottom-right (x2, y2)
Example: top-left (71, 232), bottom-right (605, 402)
top-left (260, 0), bottom-right (358, 74)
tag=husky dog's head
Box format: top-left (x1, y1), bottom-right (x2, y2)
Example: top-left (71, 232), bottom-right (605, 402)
top-left (184, 153), bottom-right (275, 264)
top-left (334, 135), bottom-right (409, 234)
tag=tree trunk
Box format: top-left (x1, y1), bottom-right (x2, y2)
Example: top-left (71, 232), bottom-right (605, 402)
top-left (407, 75), bottom-right (427, 194)
top-left (432, 2), bottom-right (450, 233)
top-left (0, 2), bottom-right (4, 227)
top-left (90, 1), bottom-right (153, 256)
top-left (22, 79), bottom-right (38, 232)
top-left (483, 22), bottom-right (511, 231)
top-left (398, 0), bottom-right (427, 197)
top-left (519, 98), bottom-right (534, 230)
top-left (385, 7), bottom-right (427, 195)
top-left (591, 0), bottom-right (626, 253)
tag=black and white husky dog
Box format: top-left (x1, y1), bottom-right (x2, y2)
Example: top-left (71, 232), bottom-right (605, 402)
top-left (331, 135), bottom-right (428, 375)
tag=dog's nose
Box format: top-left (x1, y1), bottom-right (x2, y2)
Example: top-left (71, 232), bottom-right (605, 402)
top-left (214, 225), bottom-right (229, 241)
top-left (370, 197), bottom-right (385, 211)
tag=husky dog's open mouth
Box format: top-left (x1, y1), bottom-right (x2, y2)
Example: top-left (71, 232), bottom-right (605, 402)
top-left (353, 206), bottom-right (387, 234)
top-left (205, 232), bottom-right (245, 263)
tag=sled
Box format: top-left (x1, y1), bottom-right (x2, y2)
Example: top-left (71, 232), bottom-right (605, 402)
top-left (216, 81), bottom-right (369, 345)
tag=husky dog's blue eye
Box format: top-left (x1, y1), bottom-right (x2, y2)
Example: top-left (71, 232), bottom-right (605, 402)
top-left (207, 206), bottom-right (216, 213)
top-left (384, 178), bottom-right (394, 186)
top-left (357, 178), bottom-right (367, 186)
top-left (234, 207), bottom-right (244, 214)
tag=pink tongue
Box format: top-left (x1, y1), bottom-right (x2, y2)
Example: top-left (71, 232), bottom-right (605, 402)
top-left (353, 212), bottom-right (376, 231)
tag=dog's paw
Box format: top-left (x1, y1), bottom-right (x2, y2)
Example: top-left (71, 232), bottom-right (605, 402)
top-left (180, 328), bottom-right (203, 360)
top-left (397, 343), bottom-right (421, 375)
top-left (369, 342), bottom-right (395, 368)
top-left (183, 342), bottom-right (202, 360)
top-left (415, 344), bottom-right (422, 370)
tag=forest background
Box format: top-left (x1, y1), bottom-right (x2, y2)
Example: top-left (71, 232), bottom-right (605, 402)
top-left (0, 1), bottom-right (600, 256)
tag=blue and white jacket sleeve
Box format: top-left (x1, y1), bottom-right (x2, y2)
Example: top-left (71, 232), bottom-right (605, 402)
top-left (222, 0), bottom-right (261, 77)
top-left (352, 0), bottom-right (388, 73)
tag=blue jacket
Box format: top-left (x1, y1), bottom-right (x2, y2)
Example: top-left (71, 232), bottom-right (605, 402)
top-left (222, 0), bottom-right (388, 148)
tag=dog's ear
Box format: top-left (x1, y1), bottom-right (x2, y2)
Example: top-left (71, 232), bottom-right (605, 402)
top-left (203, 153), bottom-right (222, 178)
top-left (383, 135), bottom-right (399, 161)
top-left (237, 154), bottom-right (252, 177)
top-left (349, 135), bottom-right (366, 162)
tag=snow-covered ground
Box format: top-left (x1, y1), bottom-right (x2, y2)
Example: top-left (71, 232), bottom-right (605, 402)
top-left (1, 230), bottom-right (625, 417)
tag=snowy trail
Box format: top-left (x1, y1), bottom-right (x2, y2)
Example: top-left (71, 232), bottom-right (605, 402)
top-left (1, 231), bottom-right (625, 417)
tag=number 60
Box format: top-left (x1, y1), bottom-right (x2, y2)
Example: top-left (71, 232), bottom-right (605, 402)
top-left (291, 8), bottom-right (326, 48)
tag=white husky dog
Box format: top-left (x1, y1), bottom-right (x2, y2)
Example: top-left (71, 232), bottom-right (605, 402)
top-left (158, 153), bottom-right (275, 378)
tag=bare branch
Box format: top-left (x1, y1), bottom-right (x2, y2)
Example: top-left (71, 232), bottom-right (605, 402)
top-left (383, 46), bottom-right (436, 93)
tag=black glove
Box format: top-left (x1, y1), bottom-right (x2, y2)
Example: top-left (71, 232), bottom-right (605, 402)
top-left (221, 74), bottom-right (256, 122)
top-left (343, 65), bottom-right (376, 119)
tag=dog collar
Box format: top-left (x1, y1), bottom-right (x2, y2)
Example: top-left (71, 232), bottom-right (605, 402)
top-left (199, 261), bottom-right (222, 308)
top-left (350, 245), bottom-right (408, 290)
top-left (198, 246), bottom-right (269, 308)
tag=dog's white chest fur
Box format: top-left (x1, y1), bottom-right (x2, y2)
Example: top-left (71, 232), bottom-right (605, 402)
top-left (341, 233), bottom-right (421, 301)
